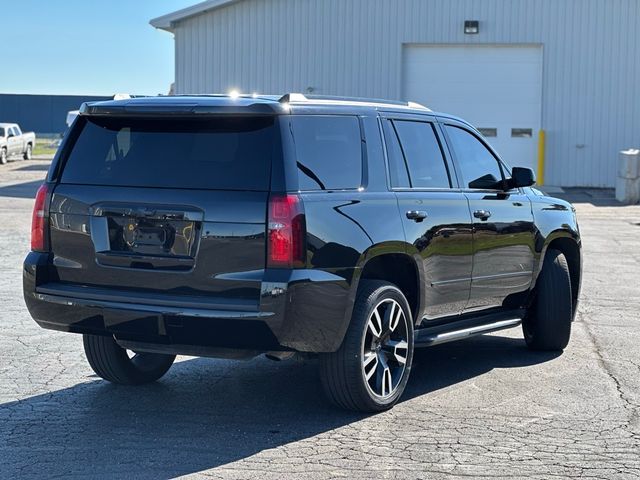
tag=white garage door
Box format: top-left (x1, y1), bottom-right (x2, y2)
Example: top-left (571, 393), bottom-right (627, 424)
top-left (402, 45), bottom-right (543, 173)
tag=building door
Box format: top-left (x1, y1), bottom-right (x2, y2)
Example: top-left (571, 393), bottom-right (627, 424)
top-left (402, 45), bottom-right (543, 173)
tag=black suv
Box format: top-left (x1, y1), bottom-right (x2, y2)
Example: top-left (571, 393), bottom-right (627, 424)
top-left (24, 94), bottom-right (581, 412)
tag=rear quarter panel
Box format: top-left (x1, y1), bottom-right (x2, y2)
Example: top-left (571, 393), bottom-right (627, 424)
top-left (302, 191), bottom-right (406, 279)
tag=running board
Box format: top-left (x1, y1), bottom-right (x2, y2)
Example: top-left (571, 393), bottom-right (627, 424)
top-left (414, 310), bottom-right (524, 348)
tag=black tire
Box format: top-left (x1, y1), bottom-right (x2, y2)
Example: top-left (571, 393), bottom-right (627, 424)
top-left (83, 334), bottom-right (175, 385)
top-left (23, 143), bottom-right (32, 160)
top-left (0, 148), bottom-right (6, 165)
top-left (319, 280), bottom-right (414, 412)
top-left (523, 249), bottom-right (573, 351)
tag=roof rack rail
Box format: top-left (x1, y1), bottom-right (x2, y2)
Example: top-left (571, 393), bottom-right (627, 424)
top-left (307, 95), bottom-right (408, 106)
top-left (277, 93), bottom-right (430, 110)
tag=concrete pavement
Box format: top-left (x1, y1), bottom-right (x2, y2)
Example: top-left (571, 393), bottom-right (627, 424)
top-left (0, 159), bottom-right (638, 479)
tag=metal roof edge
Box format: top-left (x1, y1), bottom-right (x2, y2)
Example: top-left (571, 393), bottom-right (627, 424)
top-left (149, 0), bottom-right (240, 32)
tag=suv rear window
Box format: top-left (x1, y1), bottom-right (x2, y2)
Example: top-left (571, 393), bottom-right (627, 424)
top-left (60, 116), bottom-right (276, 191)
top-left (291, 116), bottom-right (362, 190)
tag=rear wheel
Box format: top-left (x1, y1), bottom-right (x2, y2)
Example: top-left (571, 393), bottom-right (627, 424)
top-left (0, 148), bottom-right (6, 165)
top-left (23, 143), bottom-right (32, 160)
top-left (319, 280), bottom-right (414, 412)
top-left (523, 249), bottom-right (573, 351)
top-left (83, 334), bottom-right (175, 385)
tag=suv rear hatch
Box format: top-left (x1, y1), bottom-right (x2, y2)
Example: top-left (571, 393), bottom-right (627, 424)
top-left (47, 113), bottom-right (279, 309)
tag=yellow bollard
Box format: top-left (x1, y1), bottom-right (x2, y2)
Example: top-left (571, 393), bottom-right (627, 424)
top-left (537, 129), bottom-right (546, 186)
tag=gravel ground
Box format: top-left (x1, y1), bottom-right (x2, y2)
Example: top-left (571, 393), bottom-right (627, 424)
top-left (0, 159), bottom-right (639, 479)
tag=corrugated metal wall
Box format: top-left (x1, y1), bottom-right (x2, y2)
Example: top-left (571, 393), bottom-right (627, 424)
top-left (172, 0), bottom-right (640, 187)
top-left (0, 94), bottom-right (111, 134)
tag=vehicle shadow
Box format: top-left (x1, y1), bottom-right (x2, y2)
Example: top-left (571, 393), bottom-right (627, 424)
top-left (0, 180), bottom-right (43, 199)
top-left (406, 334), bottom-right (560, 399)
top-left (16, 164), bottom-right (51, 172)
top-left (0, 334), bottom-right (559, 478)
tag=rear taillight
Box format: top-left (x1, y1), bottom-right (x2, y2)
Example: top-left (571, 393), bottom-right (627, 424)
top-left (267, 194), bottom-right (306, 268)
top-left (31, 184), bottom-right (49, 252)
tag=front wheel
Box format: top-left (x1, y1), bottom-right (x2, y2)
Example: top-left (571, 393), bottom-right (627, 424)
top-left (23, 143), bottom-right (32, 160)
top-left (83, 334), bottom-right (175, 385)
top-left (319, 280), bottom-right (414, 412)
top-left (523, 249), bottom-right (573, 351)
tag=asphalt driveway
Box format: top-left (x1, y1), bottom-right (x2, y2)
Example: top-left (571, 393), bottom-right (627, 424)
top-left (1, 160), bottom-right (639, 479)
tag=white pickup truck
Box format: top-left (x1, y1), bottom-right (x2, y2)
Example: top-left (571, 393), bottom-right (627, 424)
top-left (0, 123), bottom-right (36, 164)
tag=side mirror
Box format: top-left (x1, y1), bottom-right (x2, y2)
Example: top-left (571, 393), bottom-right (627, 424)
top-left (508, 167), bottom-right (536, 188)
top-left (7, 133), bottom-right (14, 138)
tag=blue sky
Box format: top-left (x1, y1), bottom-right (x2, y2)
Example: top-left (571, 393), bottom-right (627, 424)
top-left (0, 0), bottom-right (197, 96)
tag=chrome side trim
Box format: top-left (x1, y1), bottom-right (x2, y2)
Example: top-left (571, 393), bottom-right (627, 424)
top-left (431, 270), bottom-right (533, 287)
top-left (473, 271), bottom-right (534, 282)
top-left (430, 277), bottom-right (471, 287)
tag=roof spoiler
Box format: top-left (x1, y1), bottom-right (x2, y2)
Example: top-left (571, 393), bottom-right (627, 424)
top-left (78, 101), bottom-right (282, 116)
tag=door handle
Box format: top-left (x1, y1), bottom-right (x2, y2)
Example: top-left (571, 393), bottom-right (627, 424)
top-left (473, 209), bottom-right (492, 220)
top-left (406, 210), bottom-right (428, 222)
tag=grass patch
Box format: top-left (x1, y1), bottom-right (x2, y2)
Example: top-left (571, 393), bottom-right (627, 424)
top-left (32, 138), bottom-right (59, 157)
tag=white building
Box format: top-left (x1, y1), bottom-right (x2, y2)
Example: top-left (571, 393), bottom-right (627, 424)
top-left (151, 0), bottom-right (640, 188)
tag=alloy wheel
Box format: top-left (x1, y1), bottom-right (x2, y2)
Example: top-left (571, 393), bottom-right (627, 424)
top-left (361, 298), bottom-right (410, 399)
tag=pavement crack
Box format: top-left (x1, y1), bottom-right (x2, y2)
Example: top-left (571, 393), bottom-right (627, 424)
top-left (577, 309), bottom-right (640, 430)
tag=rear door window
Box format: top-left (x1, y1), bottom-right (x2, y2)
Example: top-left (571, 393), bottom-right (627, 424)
top-left (290, 116), bottom-right (362, 190)
top-left (389, 120), bottom-right (451, 189)
top-left (60, 116), bottom-right (277, 191)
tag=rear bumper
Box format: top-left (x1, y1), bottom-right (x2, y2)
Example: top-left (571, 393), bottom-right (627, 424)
top-left (23, 252), bottom-right (355, 353)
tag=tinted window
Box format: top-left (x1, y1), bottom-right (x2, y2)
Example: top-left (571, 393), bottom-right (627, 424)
top-left (0, 128), bottom-right (5, 137)
top-left (291, 116), bottom-right (362, 190)
top-left (61, 116), bottom-right (276, 191)
top-left (445, 125), bottom-right (503, 188)
top-left (13, 125), bottom-right (22, 135)
top-left (392, 120), bottom-right (450, 188)
top-left (382, 120), bottom-right (410, 188)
